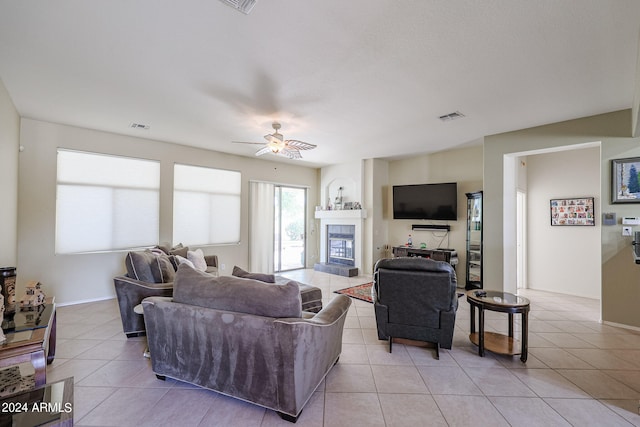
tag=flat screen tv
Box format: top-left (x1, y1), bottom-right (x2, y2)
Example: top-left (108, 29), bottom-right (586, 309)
top-left (393, 182), bottom-right (458, 220)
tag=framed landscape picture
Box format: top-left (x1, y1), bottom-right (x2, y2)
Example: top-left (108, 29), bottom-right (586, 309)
top-left (612, 157), bottom-right (640, 203)
top-left (550, 197), bottom-right (595, 226)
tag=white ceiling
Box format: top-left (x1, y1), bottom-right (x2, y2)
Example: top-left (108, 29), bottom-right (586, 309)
top-left (1, 1), bottom-right (639, 167)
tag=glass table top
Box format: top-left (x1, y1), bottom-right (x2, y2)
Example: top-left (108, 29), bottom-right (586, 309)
top-left (1, 304), bottom-right (54, 333)
top-left (466, 290), bottom-right (530, 307)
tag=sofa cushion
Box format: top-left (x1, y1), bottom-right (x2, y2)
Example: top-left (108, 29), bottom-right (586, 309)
top-left (125, 251), bottom-right (157, 283)
top-left (187, 249), bottom-right (208, 272)
top-left (173, 264), bottom-right (302, 318)
top-left (232, 266), bottom-right (275, 283)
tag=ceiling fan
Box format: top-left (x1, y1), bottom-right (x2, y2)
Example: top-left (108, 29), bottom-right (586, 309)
top-left (233, 122), bottom-right (316, 159)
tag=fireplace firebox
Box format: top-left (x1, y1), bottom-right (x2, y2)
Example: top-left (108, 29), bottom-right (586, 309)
top-left (327, 225), bottom-right (355, 266)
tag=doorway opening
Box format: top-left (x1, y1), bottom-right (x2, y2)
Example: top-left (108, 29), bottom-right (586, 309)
top-left (516, 190), bottom-right (526, 290)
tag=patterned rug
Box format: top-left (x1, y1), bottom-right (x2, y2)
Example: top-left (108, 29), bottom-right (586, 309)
top-left (334, 282), bottom-right (373, 303)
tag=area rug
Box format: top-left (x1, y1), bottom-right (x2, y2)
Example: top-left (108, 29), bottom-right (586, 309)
top-left (334, 282), bottom-right (373, 303)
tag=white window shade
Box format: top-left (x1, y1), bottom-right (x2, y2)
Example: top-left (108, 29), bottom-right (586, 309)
top-left (55, 150), bottom-right (160, 253)
top-left (173, 164), bottom-right (241, 245)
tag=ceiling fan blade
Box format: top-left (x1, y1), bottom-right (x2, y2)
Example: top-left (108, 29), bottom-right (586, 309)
top-left (255, 146), bottom-right (272, 156)
top-left (232, 141), bottom-right (266, 145)
top-left (285, 140), bottom-right (316, 150)
top-left (279, 147), bottom-right (302, 159)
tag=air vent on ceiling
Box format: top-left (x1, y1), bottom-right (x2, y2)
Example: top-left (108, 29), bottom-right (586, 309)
top-left (438, 111), bottom-right (465, 122)
top-left (130, 123), bottom-right (150, 130)
top-left (219, 0), bottom-right (257, 14)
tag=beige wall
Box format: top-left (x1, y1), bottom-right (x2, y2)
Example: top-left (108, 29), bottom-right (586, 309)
top-left (0, 79), bottom-right (19, 267)
top-left (18, 119), bottom-right (319, 305)
top-left (387, 145), bottom-right (484, 287)
top-left (363, 158), bottom-right (389, 273)
top-left (526, 147), bottom-right (601, 299)
top-left (485, 109), bottom-right (640, 328)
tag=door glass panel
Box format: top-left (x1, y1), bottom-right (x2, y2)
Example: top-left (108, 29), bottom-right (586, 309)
top-left (275, 186), bottom-right (306, 272)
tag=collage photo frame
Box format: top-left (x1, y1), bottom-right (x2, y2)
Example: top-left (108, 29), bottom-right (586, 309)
top-left (550, 197), bottom-right (595, 226)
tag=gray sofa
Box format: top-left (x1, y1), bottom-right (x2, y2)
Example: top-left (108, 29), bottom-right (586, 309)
top-left (142, 265), bottom-right (351, 422)
top-left (114, 248), bottom-right (218, 337)
top-left (373, 257), bottom-right (458, 359)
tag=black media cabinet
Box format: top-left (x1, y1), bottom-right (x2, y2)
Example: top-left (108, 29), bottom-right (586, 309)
top-left (392, 246), bottom-right (458, 267)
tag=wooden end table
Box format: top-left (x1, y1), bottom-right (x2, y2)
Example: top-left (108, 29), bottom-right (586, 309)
top-left (466, 290), bottom-right (529, 363)
top-left (0, 298), bottom-right (56, 387)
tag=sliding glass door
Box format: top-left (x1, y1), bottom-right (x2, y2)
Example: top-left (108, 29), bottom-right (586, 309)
top-left (274, 186), bottom-right (306, 272)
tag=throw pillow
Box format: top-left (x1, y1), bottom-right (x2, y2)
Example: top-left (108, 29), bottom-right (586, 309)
top-left (175, 255), bottom-right (195, 269)
top-left (187, 249), bottom-right (208, 272)
top-left (168, 243), bottom-right (189, 258)
top-left (149, 254), bottom-right (176, 283)
top-left (167, 254), bottom-right (179, 271)
top-left (149, 247), bottom-right (166, 257)
top-left (124, 250), bottom-right (157, 283)
top-left (232, 266), bottom-right (275, 283)
top-left (173, 264), bottom-right (302, 318)
top-left (169, 246), bottom-right (189, 258)
top-left (155, 243), bottom-right (172, 255)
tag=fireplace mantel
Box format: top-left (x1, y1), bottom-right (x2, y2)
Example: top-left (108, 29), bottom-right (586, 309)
top-left (314, 209), bottom-right (367, 220)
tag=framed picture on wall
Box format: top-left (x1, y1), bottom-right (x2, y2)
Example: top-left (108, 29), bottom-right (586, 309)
top-left (612, 157), bottom-right (640, 203)
top-left (550, 197), bottom-right (595, 226)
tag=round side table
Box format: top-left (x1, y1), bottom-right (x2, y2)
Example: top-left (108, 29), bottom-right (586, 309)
top-left (134, 304), bottom-right (150, 359)
top-left (466, 290), bottom-right (530, 363)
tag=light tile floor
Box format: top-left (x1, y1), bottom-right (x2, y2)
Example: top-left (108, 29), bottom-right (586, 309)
top-left (45, 269), bottom-right (640, 426)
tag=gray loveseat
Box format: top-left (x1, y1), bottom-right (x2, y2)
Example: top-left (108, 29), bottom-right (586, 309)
top-left (373, 257), bottom-right (458, 359)
top-left (142, 265), bottom-right (351, 422)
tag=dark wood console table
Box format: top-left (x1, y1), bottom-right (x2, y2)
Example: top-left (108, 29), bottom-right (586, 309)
top-left (392, 246), bottom-right (458, 266)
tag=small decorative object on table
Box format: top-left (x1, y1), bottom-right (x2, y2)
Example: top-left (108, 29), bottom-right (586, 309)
top-left (0, 267), bottom-right (16, 313)
top-left (20, 281), bottom-right (46, 308)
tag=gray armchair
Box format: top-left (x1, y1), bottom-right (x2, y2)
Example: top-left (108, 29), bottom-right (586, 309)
top-left (142, 265), bottom-right (351, 422)
top-left (373, 257), bottom-right (458, 359)
top-left (113, 249), bottom-right (218, 337)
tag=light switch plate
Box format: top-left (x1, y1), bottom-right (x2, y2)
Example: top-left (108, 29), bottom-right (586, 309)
top-left (622, 226), bottom-right (633, 236)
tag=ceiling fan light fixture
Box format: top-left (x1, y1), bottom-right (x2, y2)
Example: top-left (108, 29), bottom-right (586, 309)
top-left (232, 121), bottom-right (315, 160)
top-left (264, 132), bottom-right (283, 144)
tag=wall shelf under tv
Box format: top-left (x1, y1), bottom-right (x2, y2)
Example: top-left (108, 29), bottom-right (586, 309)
top-left (411, 224), bottom-right (451, 231)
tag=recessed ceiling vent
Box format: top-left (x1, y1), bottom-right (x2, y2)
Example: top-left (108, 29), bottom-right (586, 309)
top-left (130, 123), bottom-right (150, 130)
top-left (219, 0), bottom-right (257, 14)
top-left (439, 111), bottom-right (465, 122)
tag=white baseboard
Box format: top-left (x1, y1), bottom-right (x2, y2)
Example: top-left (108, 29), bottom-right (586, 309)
top-left (602, 320), bottom-right (640, 333)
